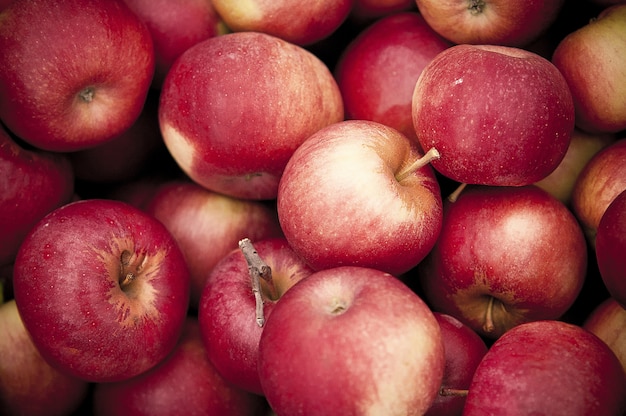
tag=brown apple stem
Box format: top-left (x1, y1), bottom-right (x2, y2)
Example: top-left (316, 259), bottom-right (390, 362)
top-left (440, 388), bottom-right (469, 397)
top-left (447, 182), bottom-right (468, 203)
top-left (239, 238), bottom-right (274, 327)
top-left (395, 147), bottom-right (440, 182)
top-left (483, 296), bottom-right (496, 334)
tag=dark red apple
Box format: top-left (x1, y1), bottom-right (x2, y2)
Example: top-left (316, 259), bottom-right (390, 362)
top-left (583, 297), bottom-right (626, 375)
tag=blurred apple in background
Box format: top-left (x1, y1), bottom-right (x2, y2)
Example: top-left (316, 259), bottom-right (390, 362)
top-left (12, 199), bottom-right (190, 383)
top-left (414, 0), bottom-right (566, 47)
top-left (0, 0), bottom-right (155, 152)
top-left (350, 0), bottom-right (416, 22)
top-left (584, 297), bottom-right (626, 374)
top-left (463, 320), bottom-right (626, 415)
top-left (419, 185), bottom-right (587, 339)
top-left (122, 0), bottom-right (225, 88)
top-left (0, 124), bottom-right (74, 267)
top-left (159, 31), bottom-right (344, 200)
top-left (335, 12), bottom-right (451, 143)
top-left (0, 300), bottom-right (89, 416)
top-left (144, 180), bottom-right (283, 309)
top-left (425, 312), bottom-right (488, 416)
top-left (211, 0), bottom-right (352, 45)
top-left (258, 266), bottom-right (445, 415)
top-left (595, 189), bottom-right (626, 308)
top-left (277, 120), bottom-right (442, 276)
top-left (93, 317), bottom-right (265, 416)
top-left (412, 44), bottom-right (574, 187)
top-left (198, 237), bottom-right (314, 395)
top-left (571, 138), bottom-right (626, 247)
top-left (552, 4), bottom-right (626, 134)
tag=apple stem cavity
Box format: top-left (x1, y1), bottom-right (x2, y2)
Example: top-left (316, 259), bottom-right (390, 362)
top-left (239, 238), bottom-right (275, 327)
top-left (447, 182), bottom-right (468, 203)
top-left (396, 147), bottom-right (440, 182)
top-left (78, 86), bottom-right (96, 103)
top-left (118, 250), bottom-right (145, 291)
top-left (468, 0), bottom-right (486, 15)
top-left (440, 388), bottom-right (469, 397)
top-left (483, 295), bottom-right (496, 334)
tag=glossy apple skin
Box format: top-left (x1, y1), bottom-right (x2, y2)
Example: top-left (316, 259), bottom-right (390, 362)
top-left (93, 317), bottom-right (265, 416)
top-left (552, 4), bottom-right (626, 133)
top-left (463, 320), bottom-right (626, 415)
top-left (258, 266), bottom-right (445, 416)
top-left (584, 297), bottom-right (626, 374)
top-left (412, 44), bottom-right (574, 187)
top-left (12, 199), bottom-right (190, 383)
top-left (144, 180), bottom-right (283, 309)
top-left (420, 185), bottom-right (587, 339)
top-left (211, 0), bottom-right (352, 46)
top-left (0, 125), bottom-right (75, 266)
top-left (159, 31), bottom-right (344, 200)
top-left (571, 138), bottom-right (626, 247)
top-left (122, 0), bottom-right (224, 88)
top-left (277, 120), bottom-right (442, 276)
top-left (198, 237), bottom-right (314, 395)
top-left (415, 0), bottom-right (565, 47)
top-left (595, 189), bottom-right (626, 307)
top-left (0, 0), bottom-right (155, 152)
top-left (425, 313), bottom-right (487, 416)
top-left (335, 12), bottom-right (451, 142)
top-left (0, 300), bottom-right (89, 416)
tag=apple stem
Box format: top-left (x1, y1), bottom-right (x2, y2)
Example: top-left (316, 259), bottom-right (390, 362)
top-left (440, 388), bottom-right (469, 397)
top-left (483, 296), bottom-right (496, 334)
top-left (239, 238), bottom-right (274, 327)
top-left (396, 147), bottom-right (440, 182)
top-left (447, 182), bottom-right (468, 203)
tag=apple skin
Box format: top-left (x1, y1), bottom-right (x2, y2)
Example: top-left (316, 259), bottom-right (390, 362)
top-left (334, 12), bottom-right (451, 143)
top-left (144, 180), bottom-right (284, 309)
top-left (198, 237), bottom-right (315, 395)
top-left (571, 138), bottom-right (626, 248)
top-left (351, 0), bottom-right (416, 21)
top-left (552, 4), bottom-right (626, 134)
top-left (463, 320), bottom-right (626, 415)
top-left (419, 185), bottom-right (587, 340)
top-left (12, 199), bottom-right (190, 383)
top-left (277, 120), bottom-right (443, 276)
top-left (159, 31), bottom-right (344, 200)
top-left (583, 297), bottom-right (626, 375)
top-left (414, 0), bottom-right (566, 47)
top-left (595, 189), bottom-right (626, 308)
top-left (257, 266), bottom-right (445, 416)
top-left (412, 44), bottom-right (575, 187)
top-left (0, 0), bottom-right (155, 152)
top-left (92, 317), bottom-right (265, 416)
top-left (425, 313), bottom-right (488, 416)
top-left (0, 124), bottom-right (75, 267)
top-left (210, 0), bottom-right (352, 46)
top-left (0, 300), bottom-right (89, 416)
top-left (122, 0), bottom-right (225, 88)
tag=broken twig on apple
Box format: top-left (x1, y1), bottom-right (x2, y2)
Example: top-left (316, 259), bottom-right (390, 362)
top-left (239, 238), bottom-right (272, 327)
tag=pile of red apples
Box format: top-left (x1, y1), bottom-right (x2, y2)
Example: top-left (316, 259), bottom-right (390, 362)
top-left (1, 0), bottom-right (626, 415)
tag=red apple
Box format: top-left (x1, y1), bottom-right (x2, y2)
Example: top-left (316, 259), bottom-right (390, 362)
top-left (144, 180), bottom-right (284, 309)
top-left (0, 0), bottom-right (155, 152)
top-left (583, 297), bottom-right (626, 375)
top-left (425, 312), bottom-right (488, 416)
top-left (463, 320), bottom-right (626, 415)
top-left (552, 4), bottom-right (626, 134)
top-left (595, 189), bottom-right (626, 308)
top-left (198, 237), bottom-right (314, 395)
top-left (334, 12), bottom-right (451, 143)
top-left (122, 0), bottom-right (225, 88)
top-left (92, 317), bottom-right (265, 416)
top-left (419, 185), bottom-right (587, 339)
top-left (12, 199), bottom-right (190, 382)
top-left (0, 124), bottom-right (74, 267)
top-left (571, 138), bottom-right (626, 247)
top-left (257, 266), bottom-right (445, 415)
top-left (412, 44), bottom-right (575, 187)
top-left (159, 31), bottom-right (344, 200)
top-left (0, 300), bottom-right (89, 416)
top-left (211, 0), bottom-right (352, 46)
top-left (277, 120), bottom-right (442, 276)
top-left (350, 0), bottom-right (416, 22)
top-left (414, 0), bottom-right (566, 47)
